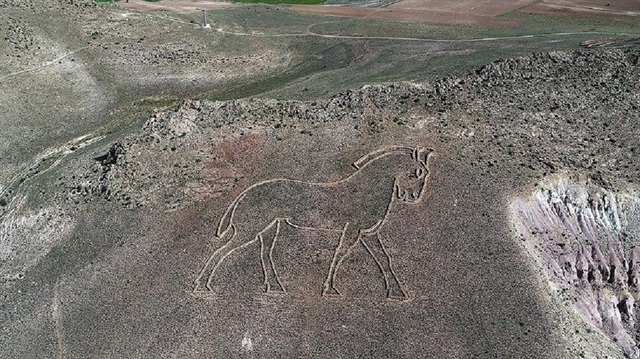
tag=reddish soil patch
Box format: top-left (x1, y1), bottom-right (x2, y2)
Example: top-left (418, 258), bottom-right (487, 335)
top-left (120, 0), bottom-right (237, 14)
top-left (387, 0), bottom-right (536, 17)
top-left (210, 133), bottom-right (263, 167)
top-left (519, 0), bottom-right (640, 21)
top-left (195, 133), bottom-right (265, 202)
top-left (290, 5), bottom-right (519, 28)
top-left (291, 0), bottom-right (540, 27)
top-left (293, 0), bottom-right (638, 26)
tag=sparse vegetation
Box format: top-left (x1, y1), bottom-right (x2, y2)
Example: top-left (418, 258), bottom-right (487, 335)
top-left (95, 0), bottom-right (162, 3)
top-left (2, 1), bottom-right (640, 359)
top-left (232, 0), bottom-right (325, 4)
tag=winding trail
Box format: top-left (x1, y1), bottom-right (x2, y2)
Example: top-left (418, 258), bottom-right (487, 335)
top-left (0, 46), bottom-right (91, 82)
top-left (2, 5), bottom-right (637, 216)
top-left (108, 7), bottom-right (640, 43)
top-left (2, 23), bottom-right (636, 83)
top-left (0, 134), bottom-right (104, 220)
top-left (219, 22), bottom-right (639, 43)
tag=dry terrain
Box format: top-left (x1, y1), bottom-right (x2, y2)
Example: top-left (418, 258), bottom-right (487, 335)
top-left (292, 0), bottom-right (639, 26)
top-left (386, 0), bottom-right (535, 16)
top-left (521, 0), bottom-right (640, 21)
top-left (1, 1), bottom-right (640, 359)
top-left (290, 5), bottom-right (520, 27)
top-left (121, 0), bottom-right (238, 13)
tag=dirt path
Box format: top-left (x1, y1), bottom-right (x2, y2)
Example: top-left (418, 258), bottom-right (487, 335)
top-left (217, 23), bottom-right (638, 43)
top-left (0, 46), bottom-right (91, 81)
top-left (116, 0), bottom-right (638, 26)
top-left (0, 133), bottom-right (104, 219)
top-left (106, 6), bottom-right (640, 43)
top-left (293, 0), bottom-right (639, 24)
top-left (290, 0), bottom-right (540, 27)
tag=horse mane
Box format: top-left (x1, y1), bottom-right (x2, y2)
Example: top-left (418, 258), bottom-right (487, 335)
top-left (352, 146), bottom-right (417, 170)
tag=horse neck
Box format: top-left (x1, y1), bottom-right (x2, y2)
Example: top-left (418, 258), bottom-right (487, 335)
top-left (352, 152), bottom-right (407, 188)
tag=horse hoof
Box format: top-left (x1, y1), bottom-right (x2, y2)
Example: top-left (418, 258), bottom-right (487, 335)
top-left (193, 281), bottom-right (211, 293)
top-left (192, 288), bottom-right (218, 299)
top-left (387, 289), bottom-right (408, 301)
top-left (265, 283), bottom-right (285, 294)
top-left (322, 287), bottom-right (341, 297)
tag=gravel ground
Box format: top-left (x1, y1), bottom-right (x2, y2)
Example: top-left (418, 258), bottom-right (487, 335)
top-left (1, 1), bottom-right (639, 358)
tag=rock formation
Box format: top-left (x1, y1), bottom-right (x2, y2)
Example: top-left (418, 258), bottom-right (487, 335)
top-left (512, 176), bottom-right (640, 357)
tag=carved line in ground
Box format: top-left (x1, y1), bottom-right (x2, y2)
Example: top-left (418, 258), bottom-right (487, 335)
top-left (215, 146), bottom-right (419, 239)
top-left (284, 220), bottom-right (344, 233)
top-left (194, 146), bottom-right (433, 299)
top-left (223, 23), bottom-right (640, 42)
top-left (361, 233), bottom-right (407, 298)
top-left (266, 220), bottom-right (285, 292)
top-left (52, 287), bottom-right (68, 359)
top-left (323, 222), bottom-right (355, 296)
top-left (356, 195), bottom-right (408, 298)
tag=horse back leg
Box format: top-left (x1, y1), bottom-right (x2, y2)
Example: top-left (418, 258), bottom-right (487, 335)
top-left (259, 220), bottom-right (285, 293)
top-left (360, 233), bottom-right (407, 299)
top-left (322, 223), bottom-right (361, 296)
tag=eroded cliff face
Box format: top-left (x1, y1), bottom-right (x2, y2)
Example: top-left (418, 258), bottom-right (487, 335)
top-left (511, 175), bottom-right (640, 358)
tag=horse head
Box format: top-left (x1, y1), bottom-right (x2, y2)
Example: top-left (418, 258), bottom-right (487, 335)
top-left (393, 147), bottom-right (434, 204)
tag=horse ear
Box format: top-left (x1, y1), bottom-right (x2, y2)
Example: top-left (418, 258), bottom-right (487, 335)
top-left (420, 147), bottom-right (434, 165)
top-left (412, 147), bottom-right (419, 161)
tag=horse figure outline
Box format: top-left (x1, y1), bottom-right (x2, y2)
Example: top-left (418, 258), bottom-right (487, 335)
top-left (194, 145), bottom-right (434, 300)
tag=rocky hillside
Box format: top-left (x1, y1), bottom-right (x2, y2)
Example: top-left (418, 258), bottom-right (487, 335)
top-left (0, 0), bottom-right (95, 10)
top-left (1, 43), bottom-right (640, 359)
top-left (63, 46), bottom-right (640, 211)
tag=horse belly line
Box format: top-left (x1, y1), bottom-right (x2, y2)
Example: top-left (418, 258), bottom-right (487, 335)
top-left (361, 219), bottom-right (385, 235)
top-left (283, 219), bottom-right (343, 233)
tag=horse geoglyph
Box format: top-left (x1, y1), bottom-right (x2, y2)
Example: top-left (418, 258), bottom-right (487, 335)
top-left (194, 146), bottom-right (434, 300)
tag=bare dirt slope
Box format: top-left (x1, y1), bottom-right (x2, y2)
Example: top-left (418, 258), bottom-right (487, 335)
top-left (0, 1), bottom-right (294, 191)
top-left (2, 42), bottom-right (640, 358)
top-left (521, 0), bottom-right (640, 21)
top-left (289, 5), bottom-right (520, 27)
top-left (292, 0), bottom-right (639, 26)
top-left (386, 0), bottom-right (536, 17)
top-left (2, 1), bottom-right (640, 358)
top-left (121, 0), bottom-right (237, 13)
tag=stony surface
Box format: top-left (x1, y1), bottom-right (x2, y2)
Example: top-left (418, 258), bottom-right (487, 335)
top-left (0, 6), bottom-right (639, 357)
top-left (0, 45), bottom-right (620, 358)
top-left (63, 47), bottom-right (640, 213)
top-left (512, 176), bottom-right (640, 358)
top-left (0, 206), bottom-right (74, 281)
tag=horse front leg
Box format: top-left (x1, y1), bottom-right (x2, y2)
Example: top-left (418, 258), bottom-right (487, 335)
top-left (259, 220), bottom-right (285, 293)
top-left (194, 242), bottom-right (233, 293)
top-left (322, 223), bottom-right (361, 297)
top-left (361, 232), bottom-right (407, 300)
top-left (193, 227), bottom-right (258, 294)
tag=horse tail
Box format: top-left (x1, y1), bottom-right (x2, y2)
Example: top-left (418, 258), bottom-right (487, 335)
top-left (215, 192), bottom-right (246, 239)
